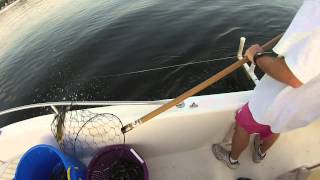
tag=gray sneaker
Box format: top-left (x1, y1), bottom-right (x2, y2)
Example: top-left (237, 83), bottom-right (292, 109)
top-left (252, 135), bottom-right (266, 163)
top-left (212, 144), bottom-right (239, 169)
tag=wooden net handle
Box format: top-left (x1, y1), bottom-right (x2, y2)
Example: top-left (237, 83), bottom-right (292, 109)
top-left (122, 33), bottom-right (283, 133)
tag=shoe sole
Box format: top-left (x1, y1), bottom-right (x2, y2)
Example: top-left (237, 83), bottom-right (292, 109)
top-left (212, 144), bottom-right (223, 161)
top-left (252, 136), bottom-right (261, 163)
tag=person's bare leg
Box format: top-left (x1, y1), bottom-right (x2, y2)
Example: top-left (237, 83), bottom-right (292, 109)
top-left (260, 133), bottom-right (280, 154)
top-left (230, 123), bottom-right (250, 160)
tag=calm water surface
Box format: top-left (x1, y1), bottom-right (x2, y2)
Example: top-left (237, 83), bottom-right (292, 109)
top-left (0, 0), bottom-right (302, 126)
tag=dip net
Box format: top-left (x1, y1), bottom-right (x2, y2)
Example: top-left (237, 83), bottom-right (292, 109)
top-left (50, 106), bottom-right (125, 158)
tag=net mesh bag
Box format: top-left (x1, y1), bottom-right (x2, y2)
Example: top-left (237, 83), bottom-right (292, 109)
top-left (51, 106), bottom-right (125, 158)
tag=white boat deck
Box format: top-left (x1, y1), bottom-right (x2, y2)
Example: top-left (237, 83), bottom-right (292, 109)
top-left (2, 121), bottom-right (319, 180)
top-left (0, 156), bottom-right (20, 180)
top-left (148, 120), bottom-right (320, 180)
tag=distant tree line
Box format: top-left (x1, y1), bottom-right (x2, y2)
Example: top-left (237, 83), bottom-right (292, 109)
top-left (0, 0), bottom-right (16, 10)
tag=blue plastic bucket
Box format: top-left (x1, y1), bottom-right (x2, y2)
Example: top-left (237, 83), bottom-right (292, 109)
top-left (15, 144), bottom-right (86, 180)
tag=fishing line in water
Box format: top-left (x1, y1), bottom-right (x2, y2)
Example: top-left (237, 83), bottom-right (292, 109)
top-left (81, 52), bottom-right (274, 80)
top-left (67, 55), bottom-right (238, 83)
top-left (103, 55), bottom-right (238, 77)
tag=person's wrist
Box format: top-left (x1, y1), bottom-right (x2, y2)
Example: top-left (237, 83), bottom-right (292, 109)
top-left (245, 44), bottom-right (264, 63)
top-left (253, 52), bottom-right (265, 65)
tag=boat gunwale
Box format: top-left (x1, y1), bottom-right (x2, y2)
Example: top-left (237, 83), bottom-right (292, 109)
top-left (0, 100), bottom-right (168, 117)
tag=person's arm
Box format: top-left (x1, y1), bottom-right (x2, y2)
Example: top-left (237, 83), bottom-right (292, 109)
top-left (245, 44), bottom-right (303, 88)
top-left (255, 56), bottom-right (303, 88)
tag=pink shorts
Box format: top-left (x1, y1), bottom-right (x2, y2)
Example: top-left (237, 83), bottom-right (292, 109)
top-left (235, 103), bottom-right (273, 140)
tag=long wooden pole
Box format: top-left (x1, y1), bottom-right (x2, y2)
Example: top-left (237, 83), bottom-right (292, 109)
top-left (122, 33), bottom-right (283, 133)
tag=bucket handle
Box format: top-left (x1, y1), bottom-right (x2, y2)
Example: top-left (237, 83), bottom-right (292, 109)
top-left (67, 167), bottom-right (71, 180)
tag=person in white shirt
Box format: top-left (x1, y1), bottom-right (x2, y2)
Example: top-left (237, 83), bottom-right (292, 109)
top-left (212, 0), bottom-right (320, 169)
